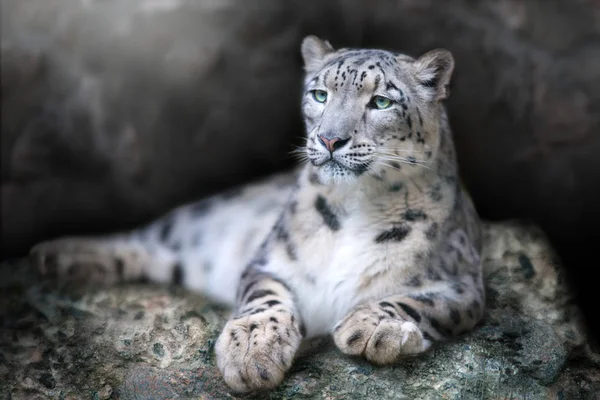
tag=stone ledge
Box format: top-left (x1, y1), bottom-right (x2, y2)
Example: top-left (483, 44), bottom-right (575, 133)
top-left (1, 220), bottom-right (598, 399)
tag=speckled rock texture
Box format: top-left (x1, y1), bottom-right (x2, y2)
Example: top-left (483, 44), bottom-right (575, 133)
top-left (1, 221), bottom-right (598, 399)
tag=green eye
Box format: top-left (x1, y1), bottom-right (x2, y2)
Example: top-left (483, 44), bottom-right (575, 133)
top-left (372, 95), bottom-right (392, 109)
top-left (312, 90), bottom-right (328, 103)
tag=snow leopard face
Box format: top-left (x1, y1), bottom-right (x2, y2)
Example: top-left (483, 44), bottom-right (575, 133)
top-left (300, 36), bottom-right (454, 185)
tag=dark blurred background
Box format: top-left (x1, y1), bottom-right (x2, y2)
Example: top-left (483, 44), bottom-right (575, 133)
top-left (1, 0), bottom-right (599, 341)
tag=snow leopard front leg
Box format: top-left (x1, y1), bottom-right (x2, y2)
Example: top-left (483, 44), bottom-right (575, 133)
top-left (215, 268), bottom-right (305, 393)
top-left (333, 225), bottom-right (485, 365)
top-left (332, 280), bottom-right (484, 364)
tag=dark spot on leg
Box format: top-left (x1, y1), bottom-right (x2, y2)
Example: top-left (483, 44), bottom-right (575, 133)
top-left (264, 300), bottom-right (281, 307)
top-left (246, 289), bottom-right (276, 303)
top-left (397, 302), bottom-right (421, 322)
top-left (374, 224), bottom-right (411, 243)
top-left (450, 308), bottom-right (461, 324)
top-left (429, 317), bottom-right (452, 338)
top-left (379, 301), bottom-right (395, 309)
top-left (239, 279), bottom-right (259, 301)
top-left (115, 258), bottom-right (125, 279)
top-left (347, 331), bottom-right (363, 346)
top-left (373, 333), bottom-right (385, 348)
top-left (299, 321), bottom-right (307, 337)
top-left (258, 367), bottom-right (270, 381)
top-left (408, 293), bottom-right (436, 307)
top-left (249, 323), bottom-right (258, 332)
top-left (422, 331), bottom-right (435, 342)
top-left (470, 300), bottom-right (482, 316)
top-left (172, 262), bottom-right (184, 285)
top-left (285, 242), bottom-right (298, 261)
top-left (269, 317), bottom-right (278, 323)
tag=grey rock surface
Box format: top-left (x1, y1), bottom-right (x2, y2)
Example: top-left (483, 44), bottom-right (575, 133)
top-left (1, 221), bottom-right (598, 399)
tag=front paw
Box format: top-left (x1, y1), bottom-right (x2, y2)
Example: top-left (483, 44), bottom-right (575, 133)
top-left (215, 308), bottom-right (302, 393)
top-left (333, 303), bottom-right (424, 365)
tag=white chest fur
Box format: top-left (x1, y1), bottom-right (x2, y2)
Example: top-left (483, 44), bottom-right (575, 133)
top-left (263, 212), bottom-right (404, 337)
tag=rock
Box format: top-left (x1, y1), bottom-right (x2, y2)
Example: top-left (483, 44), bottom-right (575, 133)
top-left (1, 220), bottom-right (598, 399)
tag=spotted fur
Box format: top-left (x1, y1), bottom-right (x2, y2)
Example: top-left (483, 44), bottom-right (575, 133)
top-left (30, 36), bottom-right (484, 393)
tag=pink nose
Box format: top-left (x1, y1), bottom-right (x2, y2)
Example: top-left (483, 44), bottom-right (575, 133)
top-left (318, 135), bottom-right (350, 153)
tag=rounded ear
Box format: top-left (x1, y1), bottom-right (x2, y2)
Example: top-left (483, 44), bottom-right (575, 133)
top-left (413, 49), bottom-right (455, 101)
top-left (301, 35), bottom-right (335, 74)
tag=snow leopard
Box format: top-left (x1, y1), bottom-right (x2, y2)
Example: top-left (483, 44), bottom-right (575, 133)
top-left (30, 35), bottom-right (484, 393)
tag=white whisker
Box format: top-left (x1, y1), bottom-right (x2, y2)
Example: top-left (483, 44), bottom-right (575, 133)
top-left (364, 163), bottom-right (385, 181)
top-left (376, 161), bottom-right (402, 171)
top-left (376, 147), bottom-right (419, 153)
top-left (376, 156), bottom-right (433, 171)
